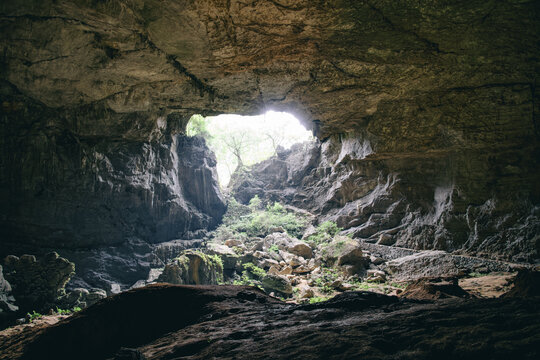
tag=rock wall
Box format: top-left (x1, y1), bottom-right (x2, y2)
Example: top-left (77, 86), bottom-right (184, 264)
top-left (0, 83), bottom-right (225, 289)
top-left (232, 135), bottom-right (539, 263)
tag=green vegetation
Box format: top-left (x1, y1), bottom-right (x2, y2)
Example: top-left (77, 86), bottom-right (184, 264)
top-left (313, 267), bottom-right (340, 294)
top-left (27, 311), bottom-right (43, 322)
top-left (56, 307), bottom-right (72, 315)
top-left (185, 113), bottom-right (313, 186)
top-left (242, 262), bottom-right (266, 280)
top-left (269, 244), bottom-right (279, 253)
top-left (308, 296), bottom-right (329, 304)
top-left (232, 263), bottom-right (266, 288)
top-left (213, 196), bottom-right (308, 242)
top-left (306, 221), bottom-right (342, 245)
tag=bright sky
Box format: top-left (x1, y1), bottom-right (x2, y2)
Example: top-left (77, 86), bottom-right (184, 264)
top-left (199, 111), bottom-right (313, 186)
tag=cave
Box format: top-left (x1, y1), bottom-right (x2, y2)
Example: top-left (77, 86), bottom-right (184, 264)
top-left (0, 1), bottom-right (539, 359)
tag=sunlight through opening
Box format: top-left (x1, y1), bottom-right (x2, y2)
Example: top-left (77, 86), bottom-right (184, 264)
top-left (186, 111), bottom-right (314, 187)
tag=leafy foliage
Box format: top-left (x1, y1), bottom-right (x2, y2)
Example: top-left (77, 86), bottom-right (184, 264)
top-left (185, 113), bottom-right (313, 186)
top-left (306, 221), bottom-right (342, 245)
top-left (242, 263), bottom-right (266, 280)
top-left (308, 296), bottom-right (329, 304)
top-left (27, 311), bottom-right (43, 322)
top-left (213, 197), bottom-right (308, 242)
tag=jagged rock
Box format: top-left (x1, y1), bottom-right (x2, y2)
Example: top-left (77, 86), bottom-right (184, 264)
top-left (205, 243), bottom-right (238, 271)
top-left (292, 265), bottom-right (310, 274)
top-left (157, 251), bottom-right (223, 285)
top-left (259, 258), bottom-right (279, 270)
top-left (2, 285), bottom-right (539, 360)
top-left (502, 270), bottom-right (540, 298)
top-left (319, 236), bottom-right (369, 272)
top-left (386, 251), bottom-right (463, 282)
top-left (151, 239), bottom-right (204, 267)
top-left (366, 270), bottom-right (387, 283)
top-left (57, 288), bottom-right (107, 310)
top-left (399, 277), bottom-right (472, 300)
top-left (278, 266), bottom-right (293, 276)
top-left (377, 234), bottom-right (395, 246)
top-left (224, 239), bottom-right (243, 248)
top-left (0, 265), bottom-right (18, 327)
top-left (263, 233), bottom-right (313, 259)
top-left (261, 275), bottom-right (293, 295)
top-left (2, 253), bottom-right (74, 312)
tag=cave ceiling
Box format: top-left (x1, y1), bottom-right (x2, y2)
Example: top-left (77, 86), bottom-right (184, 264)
top-left (1, 0), bottom-right (538, 147)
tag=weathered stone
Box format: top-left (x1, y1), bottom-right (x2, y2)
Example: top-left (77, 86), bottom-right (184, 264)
top-left (2, 252), bottom-right (75, 312)
top-left (224, 239), bottom-right (243, 248)
top-left (386, 251), bottom-right (462, 282)
top-left (399, 278), bottom-right (472, 300)
top-left (205, 243), bottom-right (238, 271)
top-left (157, 250), bottom-right (223, 285)
top-left (261, 275), bottom-right (293, 295)
top-left (319, 236), bottom-right (368, 270)
top-left (366, 270), bottom-right (387, 283)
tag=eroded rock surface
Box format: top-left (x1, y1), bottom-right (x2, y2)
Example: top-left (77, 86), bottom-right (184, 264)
top-left (0, 1), bottom-right (539, 290)
top-left (0, 284), bottom-right (539, 360)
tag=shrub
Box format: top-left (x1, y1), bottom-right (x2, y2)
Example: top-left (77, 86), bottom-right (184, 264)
top-left (306, 221), bottom-right (342, 245)
top-left (27, 311), bottom-right (43, 322)
top-left (243, 262), bottom-right (266, 280)
top-left (308, 296), bottom-right (329, 304)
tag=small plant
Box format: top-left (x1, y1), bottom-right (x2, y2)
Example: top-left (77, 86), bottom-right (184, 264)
top-left (269, 244), bottom-right (279, 253)
top-left (56, 307), bottom-right (72, 315)
top-left (243, 262), bottom-right (266, 280)
top-left (309, 296), bottom-right (329, 304)
top-left (27, 311), bottom-right (43, 322)
top-left (73, 306), bottom-right (82, 312)
top-left (307, 221), bottom-right (342, 245)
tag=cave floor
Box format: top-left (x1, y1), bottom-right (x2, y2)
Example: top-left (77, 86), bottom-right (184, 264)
top-left (1, 284), bottom-right (539, 360)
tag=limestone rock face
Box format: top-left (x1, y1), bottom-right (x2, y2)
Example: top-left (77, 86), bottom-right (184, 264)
top-left (157, 250), bottom-right (223, 286)
top-left (0, 0), bottom-right (539, 265)
top-left (2, 252), bottom-right (75, 312)
top-left (232, 136), bottom-right (540, 263)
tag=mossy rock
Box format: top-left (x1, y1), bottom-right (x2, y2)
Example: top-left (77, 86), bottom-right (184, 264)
top-left (158, 250), bottom-right (223, 285)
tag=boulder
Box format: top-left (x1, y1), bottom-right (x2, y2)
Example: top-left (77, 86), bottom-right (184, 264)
top-left (157, 250), bottom-right (223, 285)
top-left (319, 236), bottom-right (368, 270)
top-left (386, 251), bottom-right (463, 282)
top-left (0, 265), bottom-right (18, 327)
top-left (224, 239), bottom-right (243, 248)
top-left (206, 243), bottom-right (238, 270)
top-left (262, 275), bottom-right (293, 295)
top-left (2, 252), bottom-right (75, 312)
top-left (263, 233), bottom-right (313, 259)
top-left (398, 277), bottom-right (472, 300)
top-left (366, 270), bottom-right (387, 283)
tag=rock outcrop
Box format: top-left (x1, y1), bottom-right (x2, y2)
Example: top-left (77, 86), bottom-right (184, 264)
top-left (2, 253), bottom-right (74, 312)
top-left (1, 284), bottom-right (539, 360)
top-left (232, 136), bottom-right (539, 263)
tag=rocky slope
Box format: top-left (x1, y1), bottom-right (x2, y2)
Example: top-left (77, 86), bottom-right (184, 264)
top-left (1, 284), bottom-right (539, 360)
top-left (231, 138), bottom-right (539, 263)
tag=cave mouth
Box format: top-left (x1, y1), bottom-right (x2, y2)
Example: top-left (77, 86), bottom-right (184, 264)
top-left (186, 111), bottom-right (314, 186)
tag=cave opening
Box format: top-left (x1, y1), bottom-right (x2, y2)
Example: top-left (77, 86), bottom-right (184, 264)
top-left (1, 0), bottom-right (539, 357)
top-left (186, 111), bottom-right (314, 186)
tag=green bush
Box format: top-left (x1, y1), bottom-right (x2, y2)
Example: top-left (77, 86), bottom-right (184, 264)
top-left (306, 221), bottom-right (342, 245)
top-left (308, 296), bottom-right (329, 304)
top-left (243, 262), bottom-right (266, 280)
top-left (27, 310), bottom-right (43, 322)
